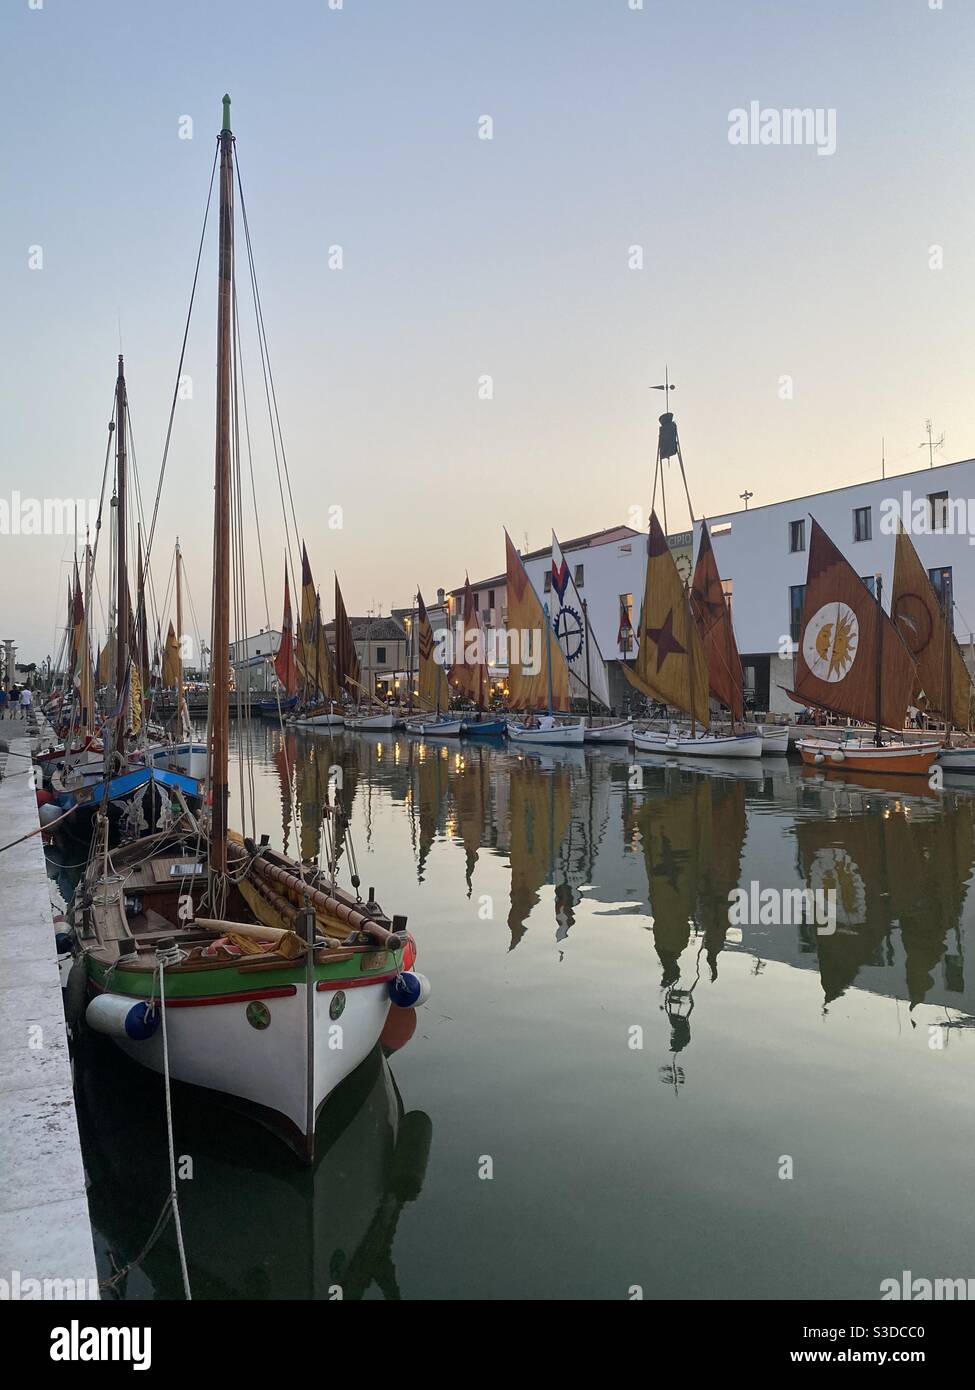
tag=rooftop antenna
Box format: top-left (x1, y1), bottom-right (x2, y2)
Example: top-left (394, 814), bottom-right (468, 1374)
top-left (739, 489), bottom-right (754, 511)
top-left (919, 419), bottom-right (945, 469)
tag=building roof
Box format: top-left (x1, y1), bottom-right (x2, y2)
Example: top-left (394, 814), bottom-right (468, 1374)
top-left (323, 617), bottom-right (406, 641)
top-left (447, 525), bottom-right (641, 598)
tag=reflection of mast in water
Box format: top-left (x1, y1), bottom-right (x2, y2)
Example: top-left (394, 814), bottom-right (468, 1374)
top-left (506, 756), bottom-right (571, 951)
top-left (451, 746), bottom-right (490, 897)
top-left (273, 729), bottom-right (296, 856)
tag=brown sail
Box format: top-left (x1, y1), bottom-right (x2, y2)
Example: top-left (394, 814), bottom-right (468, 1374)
top-left (449, 576), bottom-right (488, 707)
top-left (690, 519), bottom-right (744, 721)
top-left (891, 525), bottom-right (972, 729)
top-left (793, 519), bottom-right (915, 730)
top-left (333, 574), bottom-right (361, 694)
top-left (623, 511), bottom-right (709, 725)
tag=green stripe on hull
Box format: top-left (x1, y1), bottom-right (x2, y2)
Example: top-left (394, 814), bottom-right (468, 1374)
top-left (87, 946), bottom-right (405, 999)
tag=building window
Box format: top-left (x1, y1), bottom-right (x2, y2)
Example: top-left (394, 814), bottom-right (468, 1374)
top-left (618, 593), bottom-right (634, 653)
top-left (574, 563), bottom-right (585, 587)
top-left (376, 647), bottom-right (386, 665)
top-left (721, 578), bottom-right (733, 614)
top-left (853, 506), bottom-right (871, 542)
top-left (928, 492), bottom-right (949, 532)
top-left (789, 584), bottom-right (805, 643)
top-left (928, 566), bottom-right (952, 604)
top-left (473, 591), bottom-right (479, 610)
top-left (543, 571), bottom-right (552, 593)
top-left (488, 589), bottom-right (495, 608)
top-left (789, 520), bottom-right (805, 553)
top-left (860, 575), bottom-right (875, 597)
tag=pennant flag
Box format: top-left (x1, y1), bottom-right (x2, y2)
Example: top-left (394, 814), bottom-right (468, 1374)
top-left (551, 531), bottom-right (610, 708)
top-left (690, 520), bottom-right (744, 721)
top-left (623, 511), bottom-right (709, 725)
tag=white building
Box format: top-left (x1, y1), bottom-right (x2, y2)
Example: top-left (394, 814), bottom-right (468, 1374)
top-left (447, 457), bottom-right (975, 715)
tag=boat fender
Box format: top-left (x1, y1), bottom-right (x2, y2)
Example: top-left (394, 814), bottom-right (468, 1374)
top-left (38, 802), bottom-right (63, 830)
top-left (64, 958), bottom-right (89, 1027)
top-left (55, 930), bottom-right (74, 955)
top-left (830, 750), bottom-right (845, 763)
top-left (813, 753), bottom-right (825, 765)
top-left (86, 993), bottom-right (160, 1041)
top-left (388, 971), bottom-right (432, 1009)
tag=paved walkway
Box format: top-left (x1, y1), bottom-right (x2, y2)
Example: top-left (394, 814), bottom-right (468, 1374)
top-left (0, 722), bottom-right (98, 1298)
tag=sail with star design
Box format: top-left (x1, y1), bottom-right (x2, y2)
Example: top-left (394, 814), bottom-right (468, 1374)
top-left (623, 511), bottom-right (709, 725)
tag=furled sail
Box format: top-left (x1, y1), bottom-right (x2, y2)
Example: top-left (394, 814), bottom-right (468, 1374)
top-left (274, 563), bottom-right (298, 696)
top-left (623, 511), bottom-right (709, 726)
top-left (416, 590), bottom-right (450, 712)
top-left (449, 577), bottom-right (488, 707)
top-left (690, 519), bottom-right (744, 721)
top-left (793, 519), bottom-right (915, 729)
top-left (891, 524), bottom-right (972, 729)
top-left (504, 530), bottom-right (570, 712)
top-left (551, 531), bottom-right (611, 708)
top-left (333, 574), bottom-right (361, 694)
top-left (162, 621), bottom-right (181, 689)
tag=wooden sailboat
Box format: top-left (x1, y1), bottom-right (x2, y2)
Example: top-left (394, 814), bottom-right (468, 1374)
top-left (545, 530), bottom-right (628, 743)
top-left (793, 520), bottom-right (940, 774)
top-left (73, 97), bottom-right (427, 1163)
top-left (149, 540), bottom-right (207, 778)
top-left (337, 576), bottom-right (396, 730)
top-left (504, 531), bottom-right (585, 745)
top-left (629, 513), bottom-right (762, 757)
top-left (290, 547), bottom-right (344, 726)
top-left (408, 589), bottom-right (461, 735)
top-left (890, 524), bottom-right (975, 772)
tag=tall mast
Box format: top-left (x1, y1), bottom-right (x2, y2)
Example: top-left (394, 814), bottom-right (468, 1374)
top-left (176, 538), bottom-right (185, 730)
top-left (114, 354), bottom-right (129, 757)
top-left (874, 574), bottom-right (884, 748)
top-left (210, 94), bottom-right (234, 874)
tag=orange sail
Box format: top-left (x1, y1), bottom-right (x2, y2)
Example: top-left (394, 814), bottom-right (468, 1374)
top-left (274, 563), bottom-right (298, 696)
top-left (504, 531), bottom-right (570, 712)
top-left (449, 576), bottom-right (488, 707)
top-left (690, 519), bottom-right (744, 721)
top-left (416, 589), bottom-right (450, 712)
top-left (162, 621), bottom-right (181, 689)
top-left (891, 525), bottom-right (972, 729)
top-left (793, 519), bottom-right (915, 729)
top-left (623, 511), bottom-right (709, 726)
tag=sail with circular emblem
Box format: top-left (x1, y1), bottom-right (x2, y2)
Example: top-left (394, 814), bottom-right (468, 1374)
top-left (551, 531), bottom-right (611, 708)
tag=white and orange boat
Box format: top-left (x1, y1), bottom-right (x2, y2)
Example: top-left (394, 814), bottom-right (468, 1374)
top-left (796, 736), bottom-right (940, 775)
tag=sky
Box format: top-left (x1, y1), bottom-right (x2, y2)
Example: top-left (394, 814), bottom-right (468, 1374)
top-left (2, 0), bottom-right (974, 662)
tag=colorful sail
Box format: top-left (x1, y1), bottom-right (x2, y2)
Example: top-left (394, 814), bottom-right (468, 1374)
top-left (690, 519), bottom-right (744, 721)
top-left (551, 532), bottom-right (611, 708)
top-left (334, 575), bottom-right (361, 694)
top-left (274, 564), bottom-right (298, 696)
top-left (449, 577), bottom-right (488, 707)
top-left (891, 524), bottom-right (972, 729)
top-left (793, 519), bottom-right (915, 729)
top-left (297, 545), bottom-right (317, 697)
top-left (504, 530), bottom-right (570, 712)
top-left (416, 589), bottom-right (450, 712)
top-left (623, 512), bottom-right (709, 726)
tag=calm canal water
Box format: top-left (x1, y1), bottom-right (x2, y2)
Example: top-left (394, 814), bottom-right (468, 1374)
top-left (65, 721), bottom-right (975, 1300)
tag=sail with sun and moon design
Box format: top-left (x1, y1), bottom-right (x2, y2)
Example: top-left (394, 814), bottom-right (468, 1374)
top-left (689, 520), bottom-right (744, 721)
top-left (792, 519), bottom-right (915, 728)
top-left (623, 511), bottom-right (710, 725)
top-left (891, 524), bottom-right (972, 730)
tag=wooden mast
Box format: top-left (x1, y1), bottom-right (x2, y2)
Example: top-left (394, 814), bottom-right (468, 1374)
top-left (874, 574), bottom-right (884, 747)
top-left (176, 538), bottom-right (186, 733)
top-left (114, 354), bottom-right (129, 759)
top-left (210, 94), bottom-right (234, 875)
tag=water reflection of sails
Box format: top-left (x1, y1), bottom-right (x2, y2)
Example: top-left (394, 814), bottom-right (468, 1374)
top-left (76, 1032), bottom-right (431, 1301)
top-left (795, 790), bottom-right (974, 1008)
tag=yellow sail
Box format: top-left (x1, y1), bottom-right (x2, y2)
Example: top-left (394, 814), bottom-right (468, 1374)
top-left (416, 590), bottom-right (449, 712)
top-left (504, 530), bottom-right (570, 712)
top-left (129, 661), bottom-right (143, 735)
top-left (892, 525), bottom-right (972, 729)
top-left (97, 635), bottom-right (113, 687)
top-left (162, 621), bottom-right (181, 688)
top-left (623, 511), bottom-right (709, 726)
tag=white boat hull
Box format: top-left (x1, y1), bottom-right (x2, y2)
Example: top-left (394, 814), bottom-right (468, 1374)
top-left (291, 713), bottom-right (345, 728)
top-left (102, 977), bottom-right (392, 1156)
top-left (507, 719), bottom-right (586, 746)
top-left (757, 724), bottom-right (790, 755)
top-left (633, 729), bottom-right (763, 759)
top-left (345, 713), bottom-right (398, 731)
top-left (937, 745), bottom-right (975, 773)
top-left (583, 719), bottom-right (633, 744)
top-left (149, 742), bottom-right (209, 779)
top-left (410, 718), bottom-right (464, 736)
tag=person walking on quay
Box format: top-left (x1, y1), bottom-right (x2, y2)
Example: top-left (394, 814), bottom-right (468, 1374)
top-left (19, 685), bottom-right (32, 720)
top-left (0, 688), bottom-right (7, 719)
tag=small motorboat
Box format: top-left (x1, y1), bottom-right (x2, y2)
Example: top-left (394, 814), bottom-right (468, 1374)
top-left (461, 717), bottom-right (507, 738)
top-left (633, 726), bottom-right (763, 759)
top-left (583, 719), bottom-right (633, 745)
top-left (796, 737), bottom-right (941, 775)
top-left (756, 723), bottom-right (790, 755)
top-left (507, 717), bottom-right (586, 747)
top-left (409, 716), bottom-right (464, 737)
top-left (936, 743), bottom-right (975, 774)
top-left (345, 711), bottom-right (399, 732)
